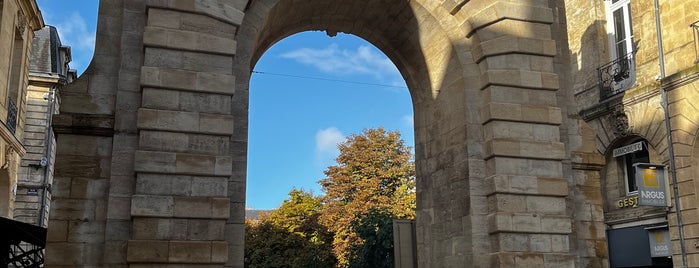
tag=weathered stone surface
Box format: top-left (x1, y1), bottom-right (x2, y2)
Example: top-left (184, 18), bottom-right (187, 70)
top-left (46, 0), bottom-right (699, 267)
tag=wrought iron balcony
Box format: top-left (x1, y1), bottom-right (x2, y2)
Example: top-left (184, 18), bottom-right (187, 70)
top-left (7, 96), bottom-right (17, 134)
top-left (0, 217), bottom-right (46, 267)
top-left (598, 53), bottom-right (636, 100)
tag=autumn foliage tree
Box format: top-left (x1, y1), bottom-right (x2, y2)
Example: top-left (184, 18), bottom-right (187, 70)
top-left (318, 127), bottom-right (415, 267)
top-left (245, 189), bottom-right (336, 267)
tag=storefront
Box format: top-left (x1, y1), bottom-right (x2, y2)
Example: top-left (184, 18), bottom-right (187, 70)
top-left (604, 139), bottom-right (673, 268)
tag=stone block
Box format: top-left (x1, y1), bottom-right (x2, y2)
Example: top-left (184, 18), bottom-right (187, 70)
top-left (488, 213), bottom-right (513, 233)
top-left (51, 199), bottom-right (96, 221)
top-left (487, 157), bottom-right (563, 178)
top-left (187, 219), bottom-right (225, 240)
top-left (103, 240), bottom-right (128, 264)
top-left (137, 108), bottom-right (200, 133)
top-left (485, 139), bottom-right (565, 160)
top-left (141, 66), bottom-right (196, 91)
top-left (484, 121), bottom-right (560, 141)
top-left (131, 195), bottom-right (174, 217)
top-left (199, 113), bottom-right (234, 135)
top-left (47, 220), bottom-right (68, 242)
top-left (139, 130), bottom-right (189, 153)
top-left (193, 0), bottom-right (245, 25)
top-left (68, 221), bottom-right (106, 243)
top-left (144, 26), bottom-right (236, 55)
top-left (173, 196), bottom-right (212, 218)
top-left (493, 233), bottom-right (530, 252)
top-left (132, 218), bottom-right (160, 240)
top-left (515, 253), bottom-right (545, 267)
top-left (142, 88), bottom-right (180, 110)
top-left (544, 253), bottom-right (575, 268)
top-left (191, 176), bottom-right (228, 197)
top-left (169, 240), bottom-right (212, 263)
top-left (173, 196), bottom-right (229, 219)
top-left (530, 234), bottom-right (552, 252)
top-left (551, 234), bottom-right (570, 253)
top-left (214, 156), bottom-right (233, 176)
top-left (490, 252), bottom-right (516, 268)
top-left (134, 150), bottom-right (177, 174)
top-left (211, 241), bottom-right (228, 263)
top-left (127, 240), bottom-right (169, 262)
top-left (70, 177), bottom-right (109, 199)
top-left (187, 134), bottom-right (230, 155)
top-left (537, 177), bottom-right (568, 196)
top-left (512, 213), bottom-right (542, 233)
top-left (541, 216), bottom-right (572, 234)
top-left (526, 196), bottom-right (566, 214)
top-left (488, 194), bottom-right (527, 213)
top-left (175, 153), bottom-right (216, 175)
top-left (45, 242), bottom-right (84, 265)
top-left (105, 220), bottom-right (132, 241)
top-left (54, 155), bottom-right (103, 178)
top-left (196, 72), bottom-right (236, 95)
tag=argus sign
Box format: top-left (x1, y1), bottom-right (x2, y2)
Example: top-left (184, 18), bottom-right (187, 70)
top-left (634, 163), bottom-right (667, 207)
top-left (648, 228), bottom-right (672, 257)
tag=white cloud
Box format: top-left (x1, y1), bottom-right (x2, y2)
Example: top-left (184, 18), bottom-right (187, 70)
top-left (315, 127), bottom-right (345, 156)
top-left (281, 44), bottom-right (399, 81)
top-left (402, 115), bottom-right (414, 128)
top-left (42, 10), bottom-right (96, 75)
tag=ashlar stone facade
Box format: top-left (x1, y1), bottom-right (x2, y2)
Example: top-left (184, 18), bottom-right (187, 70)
top-left (43, 0), bottom-right (699, 267)
top-left (0, 0), bottom-right (43, 219)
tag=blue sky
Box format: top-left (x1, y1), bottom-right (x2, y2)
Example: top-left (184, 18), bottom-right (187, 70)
top-left (36, 1), bottom-right (414, 210)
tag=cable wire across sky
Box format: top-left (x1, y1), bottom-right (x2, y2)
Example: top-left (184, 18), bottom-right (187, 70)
top-left (252, 70), bottom-right (408, 89)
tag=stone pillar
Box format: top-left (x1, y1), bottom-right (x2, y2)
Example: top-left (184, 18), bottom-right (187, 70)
top-left (466, 1), bottom-right (574, 267)
top-left (126, 0), bottom-right (244, 266)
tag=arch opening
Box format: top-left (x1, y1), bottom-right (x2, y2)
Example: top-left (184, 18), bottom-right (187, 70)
top-left (234, 0), bottom-right (475, 266)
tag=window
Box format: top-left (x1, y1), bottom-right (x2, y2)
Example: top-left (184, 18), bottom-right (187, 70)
top-left (623, 144), bottom-right (649, 194)
top-left (6, 29), bottom-right (24, 134)
top-left (600, 0), bottom-right (636, 96)
top-left (607, 0), bottom-right (634, 61)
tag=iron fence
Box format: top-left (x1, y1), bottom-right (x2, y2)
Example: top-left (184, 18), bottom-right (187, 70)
top-left (598, 53), bottom-right (636, 100)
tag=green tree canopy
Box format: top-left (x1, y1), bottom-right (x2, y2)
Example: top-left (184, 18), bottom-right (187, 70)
top-left (245, 189), bottom-right (336, 268)
top-left (319, 127), bottom-right (415, 267)
top-left (348, 208), bottom-right (395, 268)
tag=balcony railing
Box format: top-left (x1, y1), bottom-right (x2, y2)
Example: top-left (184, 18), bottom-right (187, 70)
top-left (7, 96), bottom-right (17, 134)
top-left (0, 217), bottom-right (46, 267)
top-left (598, 53), bottom-right (636, 100)
top-left (692, 20), bottom-right (699, 64)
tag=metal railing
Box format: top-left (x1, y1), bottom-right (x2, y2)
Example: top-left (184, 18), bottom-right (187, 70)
top-left (0, 217), bottom-right (46, 268)
top-left (7, 96), bottom-right (17, 134)
top-left (692, 20), bottom-right (699, 64)
top-left (598, 53), bottom-right (636, 100)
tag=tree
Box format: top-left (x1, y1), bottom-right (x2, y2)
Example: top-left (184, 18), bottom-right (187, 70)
top-left (348, 208), bottom-right (395, 268)
top-left (245, 189), bottom-right (336, 268)
top-left (319, 127), bottom-right (415, 267)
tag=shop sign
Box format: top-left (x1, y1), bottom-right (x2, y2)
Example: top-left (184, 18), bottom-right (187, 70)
top-left (647, 228), bottom-right (671, 257)
top-left (613, 141), bottom-right (644, 157)
top-left (616, 195), bottom-right (638, 208)
top-left (27, 188), bottom-right (38, 195)
top-left (634, 164), bottom-right (667, 207)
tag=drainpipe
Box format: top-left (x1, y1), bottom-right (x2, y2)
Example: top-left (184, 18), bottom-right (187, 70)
top-left (37, 86), bottom-right (56, 227)
top-left (655, 0), bottom-right (687, 267)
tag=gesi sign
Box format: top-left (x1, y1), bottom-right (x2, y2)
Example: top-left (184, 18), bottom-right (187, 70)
top-left (634, 163), bottom-right (668, 207)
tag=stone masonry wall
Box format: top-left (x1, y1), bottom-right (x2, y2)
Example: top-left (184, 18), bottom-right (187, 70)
top-left (38, 0), bottom-right (624, 267)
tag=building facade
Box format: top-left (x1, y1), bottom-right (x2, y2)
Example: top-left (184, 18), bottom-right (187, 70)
top-left (13, 25), bottom-right (75, 227)
top-left (568, 0), bottom-right (699, 266)
top-left (0, 0), bottom-right (43, 219)
top-left (42, 0), bottom-right (699, 267)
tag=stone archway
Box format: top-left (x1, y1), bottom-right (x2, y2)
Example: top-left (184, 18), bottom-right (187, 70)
top-left (235, 1), bottom-right (475, 266)
top-left (45, 0), bottom-right (582, 267)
